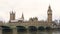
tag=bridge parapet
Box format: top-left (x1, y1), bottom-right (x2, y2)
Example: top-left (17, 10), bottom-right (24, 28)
top-left (2, 22), bottom-right (48, 28)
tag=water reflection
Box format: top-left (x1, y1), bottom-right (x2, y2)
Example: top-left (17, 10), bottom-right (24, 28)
top-left (18, 32), bottom-right (27, 34)
top-left (17, 30), bottom-right (60, 34)
top-left (2, 30), bottom-right (60, 34)
top-left (52, 31), bottom-right (60, 34)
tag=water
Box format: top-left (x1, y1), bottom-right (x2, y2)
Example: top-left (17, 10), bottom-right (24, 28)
top-left (28, 31), bottom-right (60, 34)
top-left (3, 30), bottom-right (60, 34)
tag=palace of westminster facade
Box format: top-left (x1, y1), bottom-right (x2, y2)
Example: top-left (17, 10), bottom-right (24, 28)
top-left (0, 5), bottom-right (56, 34)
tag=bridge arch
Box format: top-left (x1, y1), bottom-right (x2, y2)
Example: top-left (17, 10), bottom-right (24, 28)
top-left (28, 26), bottom-right (37, 31)
top-left (45, 26), bottom-right (52, 31)
top-left (1, 26), bottom-right (12, 32)
top-left (1, 26), bottom-right (12, 34)
top-left (38, 26), bottom-right (45, 31)
top-left (16, 26), bottom-right (27, 32)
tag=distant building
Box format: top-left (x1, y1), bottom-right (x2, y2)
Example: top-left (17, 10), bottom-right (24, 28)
top-left (59, 20), bottom-right (60, 23)
top-left (54, 20), bottom-right (58, 23)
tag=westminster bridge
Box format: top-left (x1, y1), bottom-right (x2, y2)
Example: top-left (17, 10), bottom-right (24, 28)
top-left (0, 22), bottom-right (53, 34)
top-left (0, 21), bottom-right (59, 34)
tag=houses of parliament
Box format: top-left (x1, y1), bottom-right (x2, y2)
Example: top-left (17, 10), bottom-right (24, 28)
top-left (0, 5), bottom-right (56, 34)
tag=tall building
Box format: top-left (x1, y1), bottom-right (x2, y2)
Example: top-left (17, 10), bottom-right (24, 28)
top-left (10, 11), bottom-right (15, 20)
top-left (47, 5), bottom-right (52, 25)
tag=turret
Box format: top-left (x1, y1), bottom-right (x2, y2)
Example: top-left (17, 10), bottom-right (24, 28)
top-left (10, 11), bottom-right (15, 20)
top-left (21, 13), bottom-right (24, 20)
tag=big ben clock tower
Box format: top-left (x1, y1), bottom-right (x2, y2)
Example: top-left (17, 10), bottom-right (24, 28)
top-left (47, 5), bottom-right (52, 25)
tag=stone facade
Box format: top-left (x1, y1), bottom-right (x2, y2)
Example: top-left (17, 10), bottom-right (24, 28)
top-left (8, 5), bottom-right (52, 27)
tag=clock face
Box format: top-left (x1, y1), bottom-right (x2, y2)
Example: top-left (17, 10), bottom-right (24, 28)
top-left (48, 11), bottom-right (52, 14)
top-left (48, 12), bottom-right (50, 13)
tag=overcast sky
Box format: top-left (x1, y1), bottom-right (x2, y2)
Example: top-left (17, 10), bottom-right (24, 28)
top-left (0, 0), bottom-right (60, 22)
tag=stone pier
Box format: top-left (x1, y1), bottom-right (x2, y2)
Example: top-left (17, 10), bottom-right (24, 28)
top-left (11, 26), bottom-right (17, 34)
top-left (0, 27), bottom-right (2, 34)
top-left (12, 28), bottom-right (17, 34)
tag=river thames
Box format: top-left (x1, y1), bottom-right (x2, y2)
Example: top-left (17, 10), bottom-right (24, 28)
top-left (3, 30), bottom-right (60, 34)
top-left (18, 31), bottom-right (60, 34)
